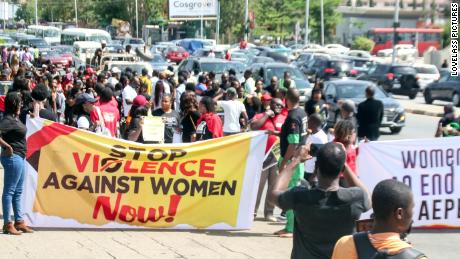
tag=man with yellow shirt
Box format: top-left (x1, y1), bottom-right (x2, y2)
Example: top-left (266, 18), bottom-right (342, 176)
top-left (139, 68), bottom-right (152, 96)
top-left (332, 179), bottom-right (427, 259)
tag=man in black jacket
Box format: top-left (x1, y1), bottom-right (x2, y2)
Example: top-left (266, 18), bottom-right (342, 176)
top-left (356, 86), bottom-right (383, 141)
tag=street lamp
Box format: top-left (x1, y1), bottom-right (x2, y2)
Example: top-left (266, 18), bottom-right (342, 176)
top-left (74, 0), bottom-right (78, 27)
top-left (392, 0), bottom-right (401, 65)
top-left (135, 0), bottom-right (139, 38)
top-left (305, 0), bottom-right (310, 45)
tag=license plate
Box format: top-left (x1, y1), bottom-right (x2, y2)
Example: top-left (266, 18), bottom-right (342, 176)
top-left (393, 83), bottom-right (401, 89)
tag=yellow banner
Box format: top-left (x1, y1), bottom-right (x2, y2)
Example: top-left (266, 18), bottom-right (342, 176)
top-left (25, 119), bottom-right (267, 229)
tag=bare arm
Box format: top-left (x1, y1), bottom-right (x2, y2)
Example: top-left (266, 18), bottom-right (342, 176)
top-left (250, 112), bottom-right (270, 130)
top-left (279, 143), bottom-right (297, 171)
top-left (342, 163), bottom-right (372, 208)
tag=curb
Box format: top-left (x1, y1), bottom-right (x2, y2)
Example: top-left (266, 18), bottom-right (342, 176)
top-left (404, 108), bottom-right (443, 117)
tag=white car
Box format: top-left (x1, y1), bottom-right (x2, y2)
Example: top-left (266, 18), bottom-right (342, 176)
top-left (324, 44), bottom-right (350, 55)
top-left (414, 64), bottom-right (440, 90)
top-left (347, 50), bottom-right (371, 59)
top-left (377, 44), bottom-right (418, 59)
top-left (122, 38), bottom-right (145, 51)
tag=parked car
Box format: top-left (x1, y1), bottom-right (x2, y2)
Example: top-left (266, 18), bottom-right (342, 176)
top-left (178, 57), bottom-right (244, 80)
top-left (358, 63), bottom-right (420, 99)
top-left (377, 44), bottom-right (418, 59)
top-left (192, 49), bottom-right (225, 59)
top-left (423, 75), bottom-right (460, 106)
top-left (414, 64), bottom-right (440, 90)
top-left (347, 56), bottom-right (373, 77)
top-left (122, 38), bottom-right (145, 50)
top-left (18, 37), bottom-right (51, 55)
top-left (323, 79), bottom-right (405, 133)
top-left (164, 46), bottom-right (189, 64)
top-left (40, 46), bottom-right (74, 67)
top-left (249, 62), bottom-right (312, 104)
top-left (324, 44), bottom-right (350, 55)
top-left (229, 51), bottom-right (251, 65)
top-left (304, 56), bottom-right (356, 82)
top-left (249, 56), bottom-right (274, 64)
top-left (104, 61), bottom-right (153, 76)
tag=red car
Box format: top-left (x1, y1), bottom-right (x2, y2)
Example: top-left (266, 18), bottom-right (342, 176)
top-left (164, 47), bottom-right (189, 64)
top-left (41, 46), bottom-right (74, 67)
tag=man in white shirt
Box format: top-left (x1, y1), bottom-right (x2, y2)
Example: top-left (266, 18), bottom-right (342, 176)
top-left (304, 113), bottom-right (329, 187)
top-left (121, 76), bottom-right (137, 117)
top-left (107, 67), bottom-right (121, 86)
top-left (217, 87), bottom-right (248, 136)
top-left (243, 70), bottom-right (256, 95)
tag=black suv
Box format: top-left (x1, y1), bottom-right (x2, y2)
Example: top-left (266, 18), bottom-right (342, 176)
top-left (304, 56), bottom-right (356, 82)
top-left (358, 64), bottom-right (420, 99)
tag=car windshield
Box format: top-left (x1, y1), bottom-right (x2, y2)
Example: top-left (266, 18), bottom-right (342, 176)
top-left (227, 62), bottom-right (246, 73)
top-left (266, 66), bottom-right (305, 81)
top-left (151, 55), bottom-right (165, 63)
top-left (113, 64), bottom-right (145, 74)
top-left (330, 60), bottom-right (352, 71)
top-left (297, 54), bottom-right (311, 62)
top-left (415, 67), bottom-right (438, 74)
top-left (393, 66), bottom-right (417, 75)
top-left (201, 62), bottom-right (228, 73)
top-left (29, 39), bottom-right (48, 46)
top-left (336, 84), bottom-right (387, 99)
top-left (130, 39), bottom-right (144, 44)
top-left (169, 47), bottom-right (185, 52)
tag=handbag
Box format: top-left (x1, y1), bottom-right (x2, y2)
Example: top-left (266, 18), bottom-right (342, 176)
top-left (94, 106), bottom-right (112, 137)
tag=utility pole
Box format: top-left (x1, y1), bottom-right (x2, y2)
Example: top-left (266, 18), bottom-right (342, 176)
top-left (305, 0), bottom-right (310, 45)
top-left (244, 0), bottom-right (249, 41)
top-left (200, 0), bottom-right (204, 38)
top-left (320, 0), bottom-right (324, 46)
top-left (4, 1), bottom-right (7, 30)
top-left (35, 0), bottom-right (38, 25)
top-left (391, 0), bottom-right (400, 65)
top-left (74, 0), bottom-right (78, 27)
top-left (216, 1), bottom-right (220, 44)
top-left (135, 0), bottom-right (139, 38)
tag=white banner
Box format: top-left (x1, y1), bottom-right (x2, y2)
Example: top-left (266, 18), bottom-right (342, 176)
top-left (358, 137), bottom-right (460, 228)
top-left (169, 0), bottom-right (217, 19)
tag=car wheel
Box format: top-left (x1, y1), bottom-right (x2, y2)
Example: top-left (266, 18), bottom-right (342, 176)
top-left (408, 91), bottom-right (417, 100)
top-left (424, 90), bottom-right (433, 104)
top-left (390, 127), bottom-right (402, 134)
top-left (452, 93), bottom-right (460, 107)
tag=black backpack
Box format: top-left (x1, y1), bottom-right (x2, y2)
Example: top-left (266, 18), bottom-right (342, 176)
top-left (353, 232), bottom-right (426, 259)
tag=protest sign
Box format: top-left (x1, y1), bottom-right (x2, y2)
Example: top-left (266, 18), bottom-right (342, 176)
top-left (142, 116), bottom-right (164, 143)
top-left (24, 118), bottom-right (267, 229)
top-left (358, 137), bottom-right (460, 228)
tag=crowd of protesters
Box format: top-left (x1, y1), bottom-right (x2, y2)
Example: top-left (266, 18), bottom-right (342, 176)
top-left (0, 45), bottom-right (429, 259)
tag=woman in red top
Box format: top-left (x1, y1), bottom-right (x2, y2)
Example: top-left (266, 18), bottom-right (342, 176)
top-left (333, 119), bottom-right (357, 187)
top-left (196, 96), bottom-right (223, 141)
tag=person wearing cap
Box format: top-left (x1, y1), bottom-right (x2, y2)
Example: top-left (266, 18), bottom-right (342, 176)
top-left (261, 93), bottom-right (272, 111)
top-left (108, 67), bottom-right (121, 86)
top-left (74, 93), bottom-right (97, 131)
top-left (101, 40), bottom-right (107, 53)
top-left (215, 87), bottom-right (248, 136)
top-left (126, 95), bottom-right (149, 143)
top-left (251, 98), bottom-right (287, 222)
top-left (31, 84), bottom-right (57, 122)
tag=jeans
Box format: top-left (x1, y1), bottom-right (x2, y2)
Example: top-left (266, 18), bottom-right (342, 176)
top-left (2, 154), bottom-right (25, 223)
top-left (254, 153), bottom-right (278, 217)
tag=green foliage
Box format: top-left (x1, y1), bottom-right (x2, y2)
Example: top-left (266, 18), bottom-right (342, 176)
top-left (441, 23), bottom-right (450, 48)
top-left (351, 36), bottom-right (375, 51)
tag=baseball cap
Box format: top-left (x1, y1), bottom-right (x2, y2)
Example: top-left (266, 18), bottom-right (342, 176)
top-left (261, 93), bottom-right (272, 101)
top-left (133, 95), bottom-right (148, 107)
top-left (76, 93), bottom-right (97, 105)
top-left (195, 83), bottom-right (207, 92)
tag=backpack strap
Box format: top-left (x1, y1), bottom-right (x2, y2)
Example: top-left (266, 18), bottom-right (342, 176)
top-left (353, 232), bottom-right (379, 259)
top-left (388, 248), bottom-right (426, 259)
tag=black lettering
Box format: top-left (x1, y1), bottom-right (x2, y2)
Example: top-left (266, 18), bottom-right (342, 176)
top-left (445, 199), bottom-right (454, 219)
top-left (418, 200), bottom-right (429, 220)
top-left (101, 157), bottom-right (122, 173)
top-left (148, 149), bottom-right (168, 161)
top-left (42, 172), bottom-right (60, 189)
top-left (419, 150), bottom-right (428, 168)
top-left (169, 149), bottom-right (187, 161)
top-left (150, 177), bottom-right (173, 194)
top-left (129, 147), bottom-right (145, 160)
top-left (433, 199), bottom-right (442, 220)
top-left (101, 176), bottom-right (116, 193)
top-left (430, 149), bottom-right (444, 167)
top-left (62, 174), bottom-right (77, 189)
top-left (190, 180), bottom-right (208, 197)
top-left (445, 166), bottom-right (454, 194)
top-left (116, 176), bottom-right (130, 193)
top-left (130, 176), bottom-right (144, 193)
top-left (173, 179), bottom-right (190, 195)
top-left (401, 151), bottom-right (417, 168)
top-left (110, 145), bottom-right (126, 158)
top-left (221, 181), bottom-right (237, 195)
top-left (432, 174), bottom-right (442, 195)
top-left (208, 181), bottom-right (221, 195)
top-left (77, 176), bottom-right (94, 193)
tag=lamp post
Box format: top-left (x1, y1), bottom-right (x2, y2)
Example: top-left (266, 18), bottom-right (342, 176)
top-left (305, 0), bottom-right (310, 45)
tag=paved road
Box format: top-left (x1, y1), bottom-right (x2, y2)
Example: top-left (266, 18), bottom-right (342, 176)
top-left (0, 113), bottom-right (457, 259)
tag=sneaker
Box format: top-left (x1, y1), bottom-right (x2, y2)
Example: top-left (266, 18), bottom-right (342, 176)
top-left (277, 214), bottom-right (287, 222)
top-left (265, 215), bottom-right (278, 222)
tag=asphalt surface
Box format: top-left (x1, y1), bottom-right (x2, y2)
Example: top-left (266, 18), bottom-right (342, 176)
top-left (0, 113), bottom-right (457, 259)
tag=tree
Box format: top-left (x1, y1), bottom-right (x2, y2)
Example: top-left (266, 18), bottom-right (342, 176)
top-left (15, 3), bottom-right (34, 24)
top-left (219, 0), bottom-right (245, 42)
top-left (351, 36), bottom-right (375, 51)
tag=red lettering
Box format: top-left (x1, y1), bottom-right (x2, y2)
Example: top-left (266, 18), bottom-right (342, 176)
top-left (119, 205), bottom-right (137, 222)
top-left (93, 155), bottom-right (100, 172)
top-left (179, 160), bottom-right (197, 176)
top-left (158, 162), bottom-right (178, 175)
top-left (92, 193), bottom-right (122, 220)
top-left (124, 160), bottom-right (138, 173)
top-left (73, 152), bottom-right (91, 173)
top-left (140, 162), bottom-right (158, 174)
top-left (199, 159), bottom-right (216, 178)
top-left (165, 195), bottom-right (181, 223)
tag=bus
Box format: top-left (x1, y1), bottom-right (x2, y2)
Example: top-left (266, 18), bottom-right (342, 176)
top-left (368, 28), bottom-right (443, 56)
top-left (26, 25), bottom-right (61, 45)
top-left (61, 28), bottom-right (111, 46)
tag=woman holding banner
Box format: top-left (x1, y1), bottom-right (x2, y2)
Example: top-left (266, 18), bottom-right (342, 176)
top-left (196, 96), bottom-right (223, 141)
top-left (0, 92), bottom-right (34, 235)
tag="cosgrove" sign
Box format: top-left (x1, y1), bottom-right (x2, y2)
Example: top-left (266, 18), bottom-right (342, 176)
top-left (169, 0), bottom-right (218, 19)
